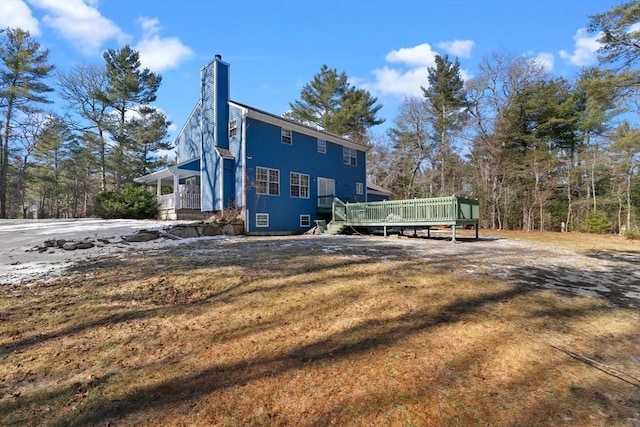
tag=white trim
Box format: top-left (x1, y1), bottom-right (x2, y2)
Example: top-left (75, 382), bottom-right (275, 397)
top-left (240, 106), bottom-right (249, 234)
top-left (230, 101), bottom-right (371, 153)
top-left (290, 171), bottom-right (310, 199)
top-left (317, 138), bottom-right (326, 154)
top-left (281, 128), bottom-right (292, 144)
top-left (256, 166), bottom-right (280, 196)
top-left (256, 213), bottom-right (269, 227)
top-left (300, 214), bottom-right (311, 227)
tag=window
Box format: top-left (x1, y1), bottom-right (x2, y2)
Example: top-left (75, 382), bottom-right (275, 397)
top-left (290, 172), bottom-right (309, 198)
top-left (228, 119), bottom-right (237, 137)
top-left (256, 167), bottom-right (280, 196)
top-left (281, 128), bottom-right (292, 144)
top-left (343, 147), bottom-right (357, 166)
top-left (317, 139), bottom-right (326, 154)
top-left (300, 214), bottom-right (311, 227)
top-left (256, 213), bottom-right (269, 227)
top-left (356, 182), bottom-right (364, 195)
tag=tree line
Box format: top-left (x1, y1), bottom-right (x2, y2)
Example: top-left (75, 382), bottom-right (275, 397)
top-left (0, 29), bottom-right (170, 219)
top-left (289, 1), bottom-right (639, 234)
top-left (0, 1), bottom-right (638, 234)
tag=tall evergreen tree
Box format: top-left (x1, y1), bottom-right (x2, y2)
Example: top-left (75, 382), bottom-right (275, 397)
top-left (0, 28), bottom-right (55, 218)
top-left (100, 45), bottom-right (161, 190)
top-left (286, 65), bottom-right (383, 143)
top-left (588, 0), bottom-right (640, 70)
top-left (129, 105), bottom-right (172, 176)
top-left (422, 54), bottom-right (469, 196)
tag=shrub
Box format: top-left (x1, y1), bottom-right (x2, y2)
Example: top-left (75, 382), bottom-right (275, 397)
top-left (585, 210), bottom-right (612, 234)
top-left (94, 184), bottom-right (158, 219)
top-left (624, 230), bottom-right (640, 240)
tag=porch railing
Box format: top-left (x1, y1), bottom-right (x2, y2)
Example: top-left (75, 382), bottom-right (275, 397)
top-left (157, 191), bottom-right (201, 210)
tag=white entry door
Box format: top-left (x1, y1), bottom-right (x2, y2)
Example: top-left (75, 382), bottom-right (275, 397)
top-left (317, 177), bottom-right (335, 208)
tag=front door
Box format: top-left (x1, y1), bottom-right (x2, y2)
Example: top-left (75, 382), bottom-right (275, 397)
top-left (317, 177), bottom-right (335, 208)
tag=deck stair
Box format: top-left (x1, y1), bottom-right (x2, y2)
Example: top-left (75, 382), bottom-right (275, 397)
top-left (324, 220), bottom-right (347, 235)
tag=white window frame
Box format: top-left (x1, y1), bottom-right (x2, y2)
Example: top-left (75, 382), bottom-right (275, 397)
top-left (290, 172), bottom-right (310, 198)
top-left (281, 128), bottom-right (292, 144)
top-left (356, 182), bottom-right (364, 195)
top-left (317, 139), bottom-right (326, 154)
top-left (228, 119), bottom-right (237, 137)
top-left (256, 213), bottom-right (269, 227)
top-left (343, 147), bottom-right (357, 166)
top-left (300, 214), bottom-right (311, 227)
top-left (256, 166), bottom-right (280, 196)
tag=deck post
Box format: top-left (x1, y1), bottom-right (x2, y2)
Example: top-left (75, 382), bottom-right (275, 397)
top-left (384, 225), bottom-right (387, 237)
top-left (451, 224), bottom-right (456, 242)
top-left (475, 223), bottom-right (479, 240)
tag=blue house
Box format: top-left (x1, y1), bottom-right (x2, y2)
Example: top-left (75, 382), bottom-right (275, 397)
top-left (135, 55), bottom-right (375, 234)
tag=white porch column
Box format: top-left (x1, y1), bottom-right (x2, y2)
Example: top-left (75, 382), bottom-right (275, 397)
top-left (156, 178), bottom-right (161, 197)
top-left (173, 171), bottom-right (180, 209)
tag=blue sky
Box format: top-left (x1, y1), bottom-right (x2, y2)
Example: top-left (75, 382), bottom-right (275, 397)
top-left (1, 0), bottom-right (627, 141)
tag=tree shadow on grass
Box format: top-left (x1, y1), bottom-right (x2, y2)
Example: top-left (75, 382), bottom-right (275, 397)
top-left (48, 285), bottom-right (536, 427)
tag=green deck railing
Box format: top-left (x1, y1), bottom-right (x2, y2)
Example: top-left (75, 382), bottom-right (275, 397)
top-left (340, 196), bottom-right (478, 226)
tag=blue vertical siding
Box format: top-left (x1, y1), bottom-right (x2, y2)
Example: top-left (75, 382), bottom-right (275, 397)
top-left (228, 105), bottom-right (244, 209)
top-left (175, 103), bottom-right (201, 162)
top-left (244, 118), bottom-right (367, 233)
top-left (200, 57), bottom-right (231, 211)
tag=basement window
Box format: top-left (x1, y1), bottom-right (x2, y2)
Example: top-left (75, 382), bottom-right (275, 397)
top-left (256, 213), bottom-right (269, 227)
top-left (300, 214), bottom-right (311, 227)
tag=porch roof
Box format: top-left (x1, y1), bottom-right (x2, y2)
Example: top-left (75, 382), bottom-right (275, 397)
top-left (134, 158), bottom-right (200, 185)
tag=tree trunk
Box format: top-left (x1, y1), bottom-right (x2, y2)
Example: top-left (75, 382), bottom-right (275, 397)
top-left (1, 100), bottom-right (15, 218)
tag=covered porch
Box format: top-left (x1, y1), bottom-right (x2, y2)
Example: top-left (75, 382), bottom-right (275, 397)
top-left (134, 158), bottom-right (205, 220)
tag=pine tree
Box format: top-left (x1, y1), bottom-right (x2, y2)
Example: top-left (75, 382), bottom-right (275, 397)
top-left (422, 54), bottom-right (469, 195)
top-left (0, 28), bottom-right (55, 218)
top-left (100, 45), bottom-right (161, 190)
top-left (286, 65), bottom-right (383, 143)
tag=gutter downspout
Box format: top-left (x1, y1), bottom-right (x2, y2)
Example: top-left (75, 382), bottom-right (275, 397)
top-left (240, 106), bottom-right (249, 234)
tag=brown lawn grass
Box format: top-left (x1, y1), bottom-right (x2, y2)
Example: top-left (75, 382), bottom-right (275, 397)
top-left (1, 233), bottom-right (638, 426)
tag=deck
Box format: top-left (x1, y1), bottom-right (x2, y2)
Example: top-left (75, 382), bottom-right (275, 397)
top-left (331, 196), bottom-right (479, 241)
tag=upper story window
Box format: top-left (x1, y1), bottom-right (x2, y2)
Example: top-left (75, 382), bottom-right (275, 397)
top-left (290, 172), bottom-right (309, 198)
top-left (343, 147), bottom-right (357, 166)
top-left (256, 166), bottom-right (280, 196)
top-left (356, 182), bottom-right (364, 195)
top-left (281, 128), bottom-right (292, 144)
top-left (228, 119), bottom-right (237, 137)
top-left (317, 139), bottom-right (326, 154)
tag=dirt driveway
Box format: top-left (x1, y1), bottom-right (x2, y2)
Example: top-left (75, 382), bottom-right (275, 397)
top-left (1, 219), bottom-right (638, 309)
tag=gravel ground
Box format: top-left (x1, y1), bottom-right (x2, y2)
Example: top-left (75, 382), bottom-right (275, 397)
top-left (1, 219), bottom-right (638, 308)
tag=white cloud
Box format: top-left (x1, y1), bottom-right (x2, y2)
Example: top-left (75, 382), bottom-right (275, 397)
top-left (134, 17), bottom-right (193, 73)
top-left (0, 0), bottom-right (40, 35)
top-left (358, 43), bottom-right (437, 97)
top-left (533, 52), bottom-right (555, 72)
top-left (385, 43), bottom-right (438, 67)
top-left (359, 42), bottom-right (474, 98)
top-left (362, 66), bottom-right (428, 97)
top-left (559, 28), bottom-right (601, 66)
top-left (437, 39), bottom-right (475, 58)
top-left (29, 0), bottom-right (129, 55)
